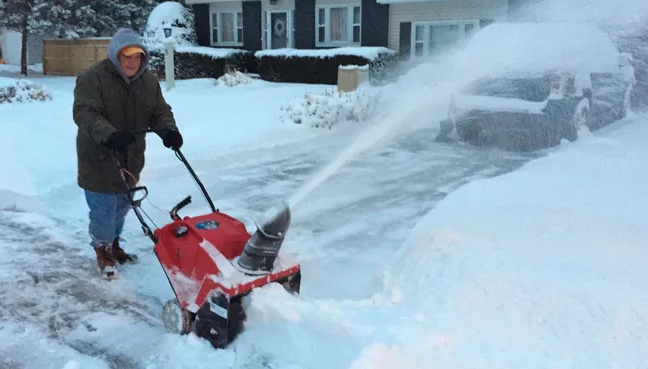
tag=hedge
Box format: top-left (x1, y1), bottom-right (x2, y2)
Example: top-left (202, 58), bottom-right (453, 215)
top-left (147, 45), bottom-right (400, 86)
top-left (254, 47), bottom-right (399, 85)
top-left (149, 46), bottom-right (256, 80)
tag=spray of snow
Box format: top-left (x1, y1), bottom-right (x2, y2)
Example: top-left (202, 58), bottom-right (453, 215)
top-left (512, 0), bottom-right (648, 38)
top-left (287, 0), bottom-right (646, 211)
top-left (285, 51), bottom-right (481, 210)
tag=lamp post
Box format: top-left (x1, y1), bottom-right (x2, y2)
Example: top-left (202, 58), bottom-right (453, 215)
top-left (163, 25), bottom-right (175, 91)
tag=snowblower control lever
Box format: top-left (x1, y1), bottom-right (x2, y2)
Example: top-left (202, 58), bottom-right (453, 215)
top-left (170, 196), bottom-right (192, 221)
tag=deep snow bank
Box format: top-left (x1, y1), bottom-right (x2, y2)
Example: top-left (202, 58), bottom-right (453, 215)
top-left (365, 115), bottom-right (648, 368)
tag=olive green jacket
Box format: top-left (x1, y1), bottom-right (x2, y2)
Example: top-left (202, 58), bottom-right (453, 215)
top-left (72, 58), bottom-right (178, 193)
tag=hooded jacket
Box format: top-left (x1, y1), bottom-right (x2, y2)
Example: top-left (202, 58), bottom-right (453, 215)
top-left (72, 28), bottom-right (179, 193)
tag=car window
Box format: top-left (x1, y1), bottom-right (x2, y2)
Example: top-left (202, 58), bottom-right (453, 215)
top-left (468, 77), bottom-right (551, 102)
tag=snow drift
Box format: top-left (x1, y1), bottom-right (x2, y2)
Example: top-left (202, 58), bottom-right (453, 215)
top-left (370, 114), bottom-right (648, 368)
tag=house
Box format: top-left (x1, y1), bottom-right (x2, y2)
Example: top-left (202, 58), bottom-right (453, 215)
top-left (382, 0), bottom-right (509, 59)
top-left (186, 0), bottom-right (389, 51)
top-left (185, 0), bottom-right (516, 60)
top-left (0, 27), bottom-right (47, 66)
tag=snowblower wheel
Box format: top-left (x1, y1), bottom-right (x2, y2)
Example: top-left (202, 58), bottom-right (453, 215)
top-left (162, 298), bottom-right (193, 335)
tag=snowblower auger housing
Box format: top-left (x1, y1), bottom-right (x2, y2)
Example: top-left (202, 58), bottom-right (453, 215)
top-left (113, 134), bottom-right (301, 350)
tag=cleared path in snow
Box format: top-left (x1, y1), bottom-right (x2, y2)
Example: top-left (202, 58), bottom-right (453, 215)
top-left (0, 127), bottom-right (541, 368)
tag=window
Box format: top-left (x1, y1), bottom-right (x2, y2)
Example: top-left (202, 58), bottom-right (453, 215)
top-left (411, 20), bottom-right (479, 58)
top-left (211, 11), bottom-right (243, 45)
top-left (316, 4), bottom-right (361, 46)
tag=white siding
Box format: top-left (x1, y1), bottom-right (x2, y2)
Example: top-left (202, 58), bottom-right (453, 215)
top-left (209, 1), bottom-right (242, 14)
top-left (0, 28), bottom-right (45, 65)
top-left (316, 0), bottom-right (360, 6)
top-left (261, 0), bottom-right (295, 12)
top-left (387, 0), bottom-right (509, 51)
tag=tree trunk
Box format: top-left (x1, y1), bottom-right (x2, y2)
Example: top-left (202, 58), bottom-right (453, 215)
top-left (21, 14), bottom-right (28, 76)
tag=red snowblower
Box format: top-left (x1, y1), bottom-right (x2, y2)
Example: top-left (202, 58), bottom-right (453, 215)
top-left (114, 138), bottom-right (301, 349)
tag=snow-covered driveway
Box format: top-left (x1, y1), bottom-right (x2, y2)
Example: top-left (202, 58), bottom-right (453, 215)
top-left (0, 121), bottom-right (539, 368)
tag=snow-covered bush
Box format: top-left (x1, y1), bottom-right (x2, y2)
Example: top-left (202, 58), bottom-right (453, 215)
top-left (281, 88), bottom-right (382, 129)
top-left (0, 80), bottom-right (51, 104)
top-left (144, 1), bottom-right (197, 73)
top-left (216, 69), bottom-right (255, 87)
top-left (143, 1), bottom-right (197, 51)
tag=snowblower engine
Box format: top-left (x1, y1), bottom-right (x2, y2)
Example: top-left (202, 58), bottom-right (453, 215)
top-left (119, 147), bottom-right (301, 350)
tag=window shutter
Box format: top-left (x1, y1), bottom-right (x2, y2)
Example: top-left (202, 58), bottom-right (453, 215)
top-left (192, 4), bottom-right (210, 47)
top-left (399, 22), bottom-right (411, 60)
top-left (243, 1), bottom-right (262, 50)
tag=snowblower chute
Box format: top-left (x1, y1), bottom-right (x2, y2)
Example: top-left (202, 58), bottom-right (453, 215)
top-left (115, 135), bottom-right (301, 349)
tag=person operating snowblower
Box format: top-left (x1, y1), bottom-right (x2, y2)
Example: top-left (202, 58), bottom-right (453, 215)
top-left (72, 28), bottom-right (184, 280)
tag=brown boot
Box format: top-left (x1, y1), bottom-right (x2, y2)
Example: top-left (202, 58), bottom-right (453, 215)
top-left (94, 245), bottom-right (119, 280)
top-left (111, 238), bottom-right (139, 264)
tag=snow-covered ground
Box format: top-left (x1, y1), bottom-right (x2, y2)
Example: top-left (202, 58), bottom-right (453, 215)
top-left (1, 51), bottom-right (647, 369)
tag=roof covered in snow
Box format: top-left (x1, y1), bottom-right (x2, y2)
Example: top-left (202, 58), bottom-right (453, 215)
top-left (457, 22), bottom-right (622, 78)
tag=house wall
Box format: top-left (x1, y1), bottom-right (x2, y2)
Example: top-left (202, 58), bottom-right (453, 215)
top-left (387, 0), bottom-right (509, 52)
top-left (262, 0), bottom-right (296, 11)
top-left (0, 29), bottom-right (45, 66)
top-left (193, 0), bottom-right (389, 51)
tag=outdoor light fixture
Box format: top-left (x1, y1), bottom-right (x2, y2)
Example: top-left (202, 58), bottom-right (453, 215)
top-left (163, 26), bottom-right (172, 38)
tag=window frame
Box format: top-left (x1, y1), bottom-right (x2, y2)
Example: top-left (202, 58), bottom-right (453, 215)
top-left (315, 4), bottom-right (362, 47)
top-left (210, 10), bottom-right (244, 46)
top-left (410, 19), bottom-right (480, 59)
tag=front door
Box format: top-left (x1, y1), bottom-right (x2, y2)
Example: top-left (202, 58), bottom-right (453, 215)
top-left (270, 12), bottom-right (288, 49)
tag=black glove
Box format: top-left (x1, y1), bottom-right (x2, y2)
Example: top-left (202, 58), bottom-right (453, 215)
top-left (104, 131), bottom-right (135, 152)
top-left (162, 129), bottom-right (183, 150)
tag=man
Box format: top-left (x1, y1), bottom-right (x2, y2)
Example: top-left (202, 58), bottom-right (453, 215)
top-left (73, 28), bottom-right (183, 280)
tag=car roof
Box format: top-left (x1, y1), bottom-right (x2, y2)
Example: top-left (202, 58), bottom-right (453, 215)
top-left (458, 22), bottom-right (621, 78)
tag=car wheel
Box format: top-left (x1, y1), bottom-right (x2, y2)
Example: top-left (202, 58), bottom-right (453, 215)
top-left (565, 98), bottom-right (590, 141)
top-left (456, 122), bottom-right (481, 144)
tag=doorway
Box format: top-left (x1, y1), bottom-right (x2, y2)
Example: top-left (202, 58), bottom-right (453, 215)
top-left (265, 10), bottom-right (292, 49)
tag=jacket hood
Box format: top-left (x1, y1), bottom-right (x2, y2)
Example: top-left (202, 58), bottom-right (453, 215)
top-left (107, 28), bottom-right (150, 83)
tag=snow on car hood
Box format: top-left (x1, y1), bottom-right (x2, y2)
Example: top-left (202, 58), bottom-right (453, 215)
top-left (453, 94), bottom-right (548, 115)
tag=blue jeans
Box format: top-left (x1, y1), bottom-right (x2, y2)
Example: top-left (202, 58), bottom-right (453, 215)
top-left (84, 190), bottom-right (132, 248)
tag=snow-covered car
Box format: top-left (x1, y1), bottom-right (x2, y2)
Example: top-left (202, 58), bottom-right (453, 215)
top-left (438, 22), bottom-right (636, 150)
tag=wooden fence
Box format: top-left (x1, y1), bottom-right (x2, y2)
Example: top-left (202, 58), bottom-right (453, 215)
top-left (42, 38), bottom-right (110, 76)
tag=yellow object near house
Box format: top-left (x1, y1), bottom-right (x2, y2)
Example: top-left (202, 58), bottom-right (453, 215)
top-left (337, 64), bottom-right (369, 93)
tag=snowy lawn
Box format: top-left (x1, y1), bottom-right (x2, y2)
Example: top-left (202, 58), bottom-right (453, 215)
top-left (0, 68), bottom-right (360, 200)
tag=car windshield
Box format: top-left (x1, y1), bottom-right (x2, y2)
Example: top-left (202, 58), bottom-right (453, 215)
top-left (468, 77), bottom-right (552, 102)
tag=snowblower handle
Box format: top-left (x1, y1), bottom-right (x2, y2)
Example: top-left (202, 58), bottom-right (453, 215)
top-left (173, 149), bottom-right (218, 213)
top-left (128, 128), bottom-right (218, 213)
